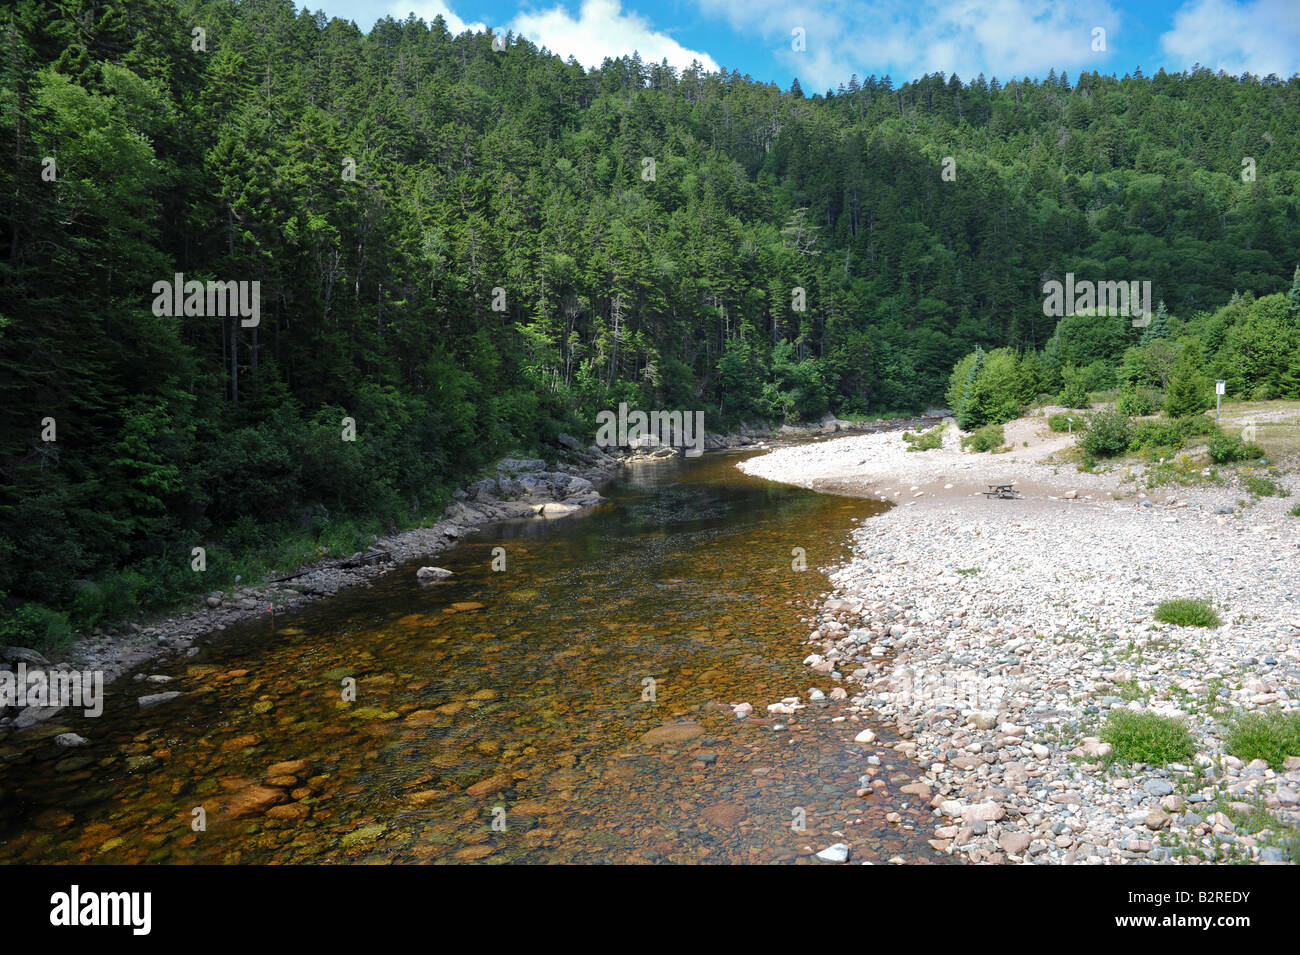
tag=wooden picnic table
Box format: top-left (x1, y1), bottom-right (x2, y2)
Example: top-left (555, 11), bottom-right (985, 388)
top-left (983, 483), bottom-right (1020, 499)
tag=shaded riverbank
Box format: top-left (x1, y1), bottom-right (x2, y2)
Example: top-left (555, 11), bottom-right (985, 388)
top-left (0, 449), bottom-right (946, 864)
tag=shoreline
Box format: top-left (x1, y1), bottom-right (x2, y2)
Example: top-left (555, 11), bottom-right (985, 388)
top-left (0, 412), bottom-right (933, 738)
top-left (741, 416), bottom-right (1300, 864)
top-left (0, 447), bottom-right (627, 736)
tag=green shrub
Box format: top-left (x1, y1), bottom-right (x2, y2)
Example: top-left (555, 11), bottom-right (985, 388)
top-left (961, 423), bottom-right (1006, 453)
top-left (1080, 409), bottom-right (1131, 457)
top-left (946, 347), bottom-right (1029, 429)
top-left (1128, 419), bottom-right (1185, 455)
top-left (1048, 412), bottom-right (1086, 433)
top-left (1244, 473), bottom-right (1289, 498)
top-left (1178, 415), bottom-right (1218, 437)
top-left (1207, 432), bottom-right (1264, 463)
top-left (1058, 379), bottom-right (1091, 409)
top-left (0, 600), bottom-right (75, 654)
top-left (1225, 709), bottom-right (1300, 770)
top-left (1116, 386), bottom-right (1159, 416)
top-left (1101, 710), bottom-right (1196, 765)
top-left (902, 423), bottom-right (945, 451)
top-left (1289, 504), bottom-right (1300, 517)
top-left (1155, 598), bottom-right (1221, 627)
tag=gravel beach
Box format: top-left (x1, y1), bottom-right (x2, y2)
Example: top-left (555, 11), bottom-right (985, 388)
top-left (740, 414), bottom-right (1300, 864)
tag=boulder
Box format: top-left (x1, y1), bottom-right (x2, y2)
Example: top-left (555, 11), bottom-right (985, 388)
top-left (416, 566), bottom-right (453, 581)
top-left (137, 691), bottom-right (182, 709)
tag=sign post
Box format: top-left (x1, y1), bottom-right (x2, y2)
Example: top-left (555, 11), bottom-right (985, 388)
top-left (1216, 380), bottom-right (1225, 422)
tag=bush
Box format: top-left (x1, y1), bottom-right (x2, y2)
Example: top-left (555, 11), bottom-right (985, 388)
top-left (1128, 420), bottom-right (1185, 455)
top-left (0, 600), bottom-right (75, 654)
top-left (961, 423), bottom-right (1005, 453)
top-left (902, 422), bottom-right (945, 451)
top-left (1225, 709), bottom-right (1300, 770)
top-left (1058, 379), bottom-right (1091, 409)
top-left (1080, 409), bottom-right (1131, 457)
top-left (1207, 432), bottom-right (1264, 463)
top-left (1101, 710), bottom-right (1196, 765)
top-left (1178, 415), bottom-right (1218, 437)
top-left (1048, 412), bottom-right (1086, 433)
top-left (1155, 598), bottom-right (1221, 627)
top-left (947, 347), bottom-right (1028, 430)
top-left (1244, 473), bottom-right (1289, 498)
top-left (1116, 386), bottom-right (1159, 416)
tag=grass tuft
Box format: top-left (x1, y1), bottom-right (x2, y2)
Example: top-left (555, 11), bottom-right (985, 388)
top-left (1154, 598), bottom-right (1221, 628)
top-left (1101, 710), bottom-right (1196, 765)
top-left (1225, 708), bottom-right (1300, 770)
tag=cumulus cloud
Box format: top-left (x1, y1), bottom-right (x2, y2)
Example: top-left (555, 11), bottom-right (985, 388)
top-left (389, 0), bottom-right (718, 72)
top-left (510, 0), bottom-right (720, 71)
top-left (1159, 0), bottom-right (1300, 76)
top-left (388, 1), bottom-right (487, 34)
top-left (698, 0), bottom-right (1126, 89)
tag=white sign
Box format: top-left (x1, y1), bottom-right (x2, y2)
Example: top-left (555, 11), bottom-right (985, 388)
top-left (1216, 380), bottom-right (1226, 395)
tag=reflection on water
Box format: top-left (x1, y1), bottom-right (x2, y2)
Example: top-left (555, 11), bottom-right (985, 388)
top-left (0, 450), bottom-right (944, 864)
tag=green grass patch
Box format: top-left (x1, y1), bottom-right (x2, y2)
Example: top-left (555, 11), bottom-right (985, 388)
top-left (902, 422), bottom-right (945, 451)
top-left (1048, 412), bottom-right (1086, 433)
top-left (1225, 708), bottom-right (1300, 770)
top-left (1242, 472), bottom-right (1289, 498)
top-left (1154, 599), bottom-right (1222, 628)
top-left (1100, 710), bottom-right (1196, 765)
top-left (961, 423), bottom-right (1005, 453)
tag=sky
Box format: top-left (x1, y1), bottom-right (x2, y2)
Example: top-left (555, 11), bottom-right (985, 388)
top-left (306, 0), bottom-right (1300, 92)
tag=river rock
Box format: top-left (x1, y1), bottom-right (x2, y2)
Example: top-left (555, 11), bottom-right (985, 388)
top-left (815, 843), bottom-right (851, 863)
top-left (466, 773), bottom-right (513, 797)
top-left (642, 722), bottom-right (702, 744)
top-left (416, 566), bottom-right (452, 580)
top-left (138, 691), bottom-right (182, 708)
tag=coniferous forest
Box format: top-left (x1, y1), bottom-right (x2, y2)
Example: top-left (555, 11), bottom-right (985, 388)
top-left (3, 0), bottom-right (1300, 644)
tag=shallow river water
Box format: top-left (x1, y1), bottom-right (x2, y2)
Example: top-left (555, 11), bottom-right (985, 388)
top-left (0, 449), bottom-right (944, 864)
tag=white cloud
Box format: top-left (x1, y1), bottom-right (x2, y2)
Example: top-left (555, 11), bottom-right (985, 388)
top-left (1159, 0), bottom-right (1300, 76)
top-left (387, 0), bottom-right (719, 73)
top-left (388, 1), bottom-right (487, 35)
top-left (511, 0), bottom-right (720, 71)
top-left (698, 0), bottom-right (1127, 90)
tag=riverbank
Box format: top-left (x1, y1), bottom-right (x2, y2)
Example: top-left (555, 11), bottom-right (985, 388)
top-left (0, 411), bottom-right (930, 737)
top-left (0, 447), bottom-right (628, 735)
top-left (741, 413), bottom-right (1300, 864)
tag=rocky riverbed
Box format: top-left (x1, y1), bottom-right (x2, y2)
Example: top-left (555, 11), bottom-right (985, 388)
top-left (0, 446), bottom-right (628, 735)
top-left (1, 411), bottom-right (933, 740)
top-left (741, 417), bottom-right (1300, 864)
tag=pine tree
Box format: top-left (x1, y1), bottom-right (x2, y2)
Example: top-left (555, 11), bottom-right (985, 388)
top-left (1164, 349), bottom-right (1212, 419)
top-left (1140, 300), bottom-right (1170, 344)
top-left (1287, 266), bottom-right (1300, 321)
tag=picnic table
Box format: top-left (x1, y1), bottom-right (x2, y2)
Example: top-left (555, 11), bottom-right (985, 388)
top-left (983, 483), bottom-right (1019, 499)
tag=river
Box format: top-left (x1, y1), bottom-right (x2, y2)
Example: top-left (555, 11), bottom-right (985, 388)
top-left (0, 448), bottom-right (943, 864)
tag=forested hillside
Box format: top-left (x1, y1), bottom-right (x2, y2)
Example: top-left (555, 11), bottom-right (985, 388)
top-left (2, 0), bottom-right (1299, 641)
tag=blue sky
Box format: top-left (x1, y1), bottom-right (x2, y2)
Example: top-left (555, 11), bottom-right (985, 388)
top-left (307, 0), bottom-right (1299, 91)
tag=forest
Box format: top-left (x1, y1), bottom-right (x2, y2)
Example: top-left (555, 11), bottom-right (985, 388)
top-left (2, 0), bottom-right (1299, 646)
